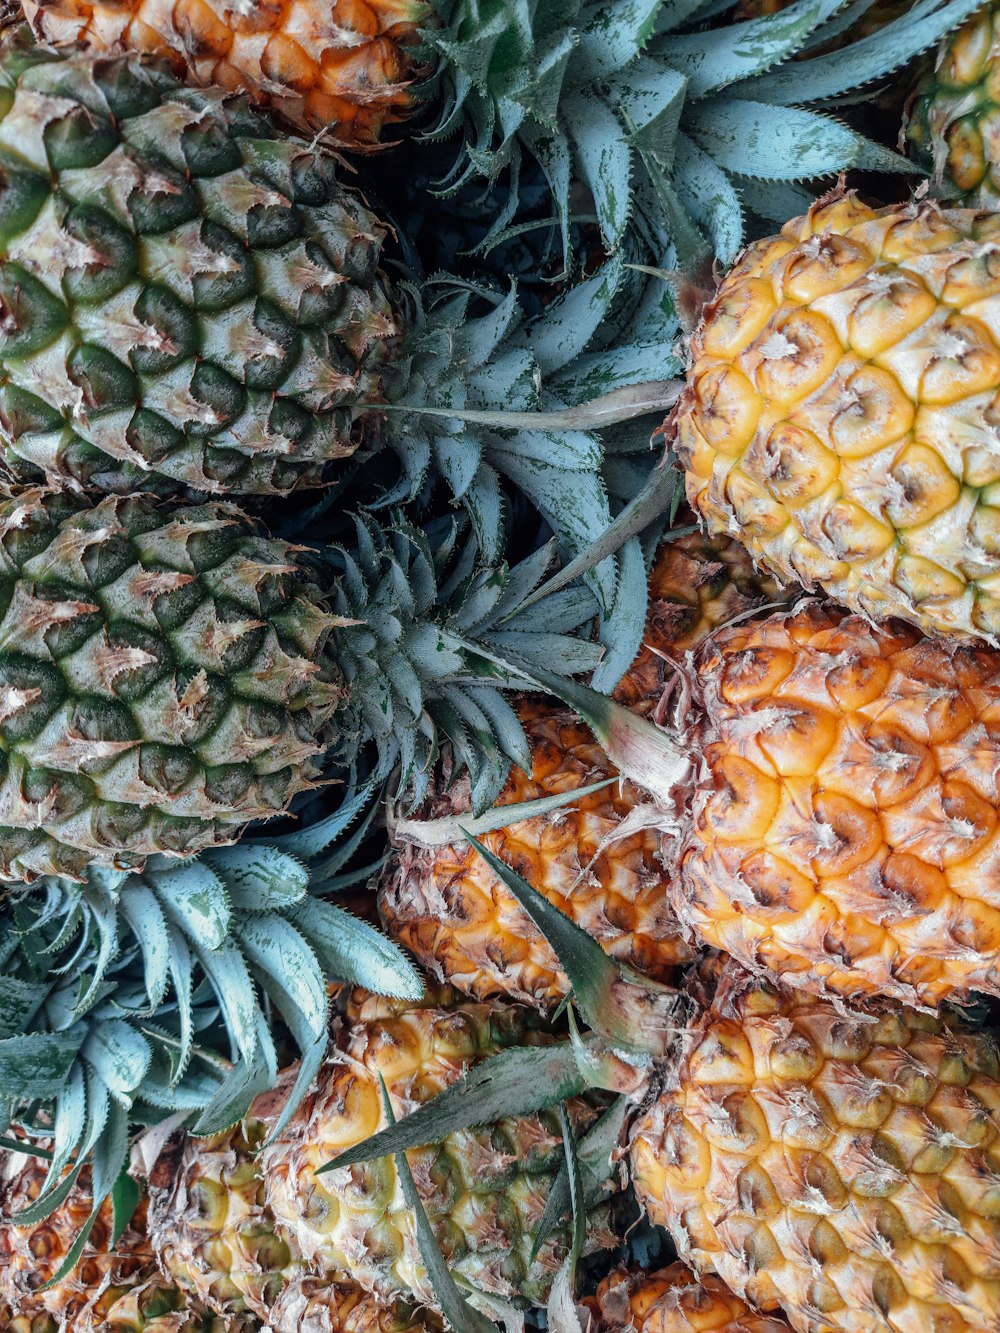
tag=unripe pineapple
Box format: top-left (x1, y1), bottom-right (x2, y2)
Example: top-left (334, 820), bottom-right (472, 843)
top-left (586, 1262), bottom-right (791, 1333)
top-left (674, 195), bottom-right (1000, 641)
top-left (629, 966), bottom-right (1000, 1332)
top-left (377, 698), bottom-right (694, 1010)
top-left (24, 0), bottom-right (429, 146)
top-left (261, 988), bottom-right (617, 1313)
top-left (907, 3), bottom-right (1000, 206)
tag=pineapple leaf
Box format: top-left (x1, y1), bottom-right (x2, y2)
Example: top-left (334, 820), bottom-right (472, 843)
top-left (109, 1168), bottom-right (141, 1248)
top-left (191, 1010), bottom-right (277, 1136)
top-left (155, 861), bottom-right (232, 950)
top-left (0, 1031), bottom-right (84, 1099)
top-left (532, 1098), bottom-right (629, 1259)
top-left (590, 535), bottom-right (649, 693)
top-left (234, 914), bottom-right (328, 1045)
top-left (744, 0), bottom-right (988, 103)
top-left (257, 784), bottom-right (374, 860)
top-left (464, 831), bottom-right (680, 1054)
top-left (378, 1075), bottom-right (501, 1333)
top-left (565, 89), bottom-right (632, 248)
top-left (201, 846), bottom-right (308, 911)
top-left (687, 99), bottom-right (911, 179)
top-left (119, 883), bottom-right (170, 1012)
top-left (80, 1019), bottom-right (151, 1106)
top-left (320, 1041), bottom-right (609, 1173)
top-left (673, 131), bottom-right (743, 266)
top-left (288, 899), bottom-right (424, 1001)
top-left (571, 0), bottom-right (663, 83)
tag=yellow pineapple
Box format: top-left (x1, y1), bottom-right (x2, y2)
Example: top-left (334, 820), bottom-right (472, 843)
top-left (378, 697), bottom-right (694, 1010)
top-left (586, 1262), bottom-right (791, 1333)
top-left (267, 1280), bottom-right (441, 1333)
top-left (261, 988), bottom-right (616, 1313)
top-left (673, 194), bottom-right (1000, 641)
top-left (629, 964), bottom-right (1000, 1332)
top-left (22, 0), bottom-right (428, 144)
top-left (907, 2), bottom-right (1000, 206)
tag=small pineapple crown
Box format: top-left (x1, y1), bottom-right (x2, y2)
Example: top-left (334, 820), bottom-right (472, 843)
top-left (0, 818), bottom-right (423, 1272)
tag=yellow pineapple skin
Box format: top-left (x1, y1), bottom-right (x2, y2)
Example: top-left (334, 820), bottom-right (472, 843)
top-left (630, 968), bottom-right (1000, 1332)
top-left (261, 989), bottom-right (615, 1312)
top-left (907, 4), bottom-right (1000, 207)
top-left (148, 1077), bottom-right (305, 1324)
top-left (586, 1262), bottom-right (790, 1332)
top-left (23, 0), bottom-right (430, 145)
top-left (378, 699), bottom-right (693, 1009)
top-left (675, 196), bottom-right (1000, 641)
top-left (614, 528), bottom-right (791, 716)
top-left (268, 1279), bottom-right (442, 1333)
top-left (677, 600), bottom-right (1000, 1007)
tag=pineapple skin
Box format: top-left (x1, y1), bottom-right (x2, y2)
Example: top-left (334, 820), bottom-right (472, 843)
top-left (613, 528), bottom-right (791, 716)
top-left (262, 989), bottom-right (616, 1312)
top-left (0, 1152), bottom-right (229, 1332)
top-left (0, 488), bottom-right (339, 883)
top-left (24, 0), bottom-right (430, 145)
top-left (675, 195), bottom-right (1000, 640)
top-left (378, 698), bottom-right (693, 1010)
top-left (907, 4), bottom-right (1000, 207)
top-left (586, 1262), bottom-right (791, 1332)
top-left (267, 1280), bottom-right (442, 1333)
top-left (0, 39), bottom-right (395, 497)
top-left (674, 600), bottom-right (1000, 1007)
top-left (630, 967), bottom-right (1000, 1332)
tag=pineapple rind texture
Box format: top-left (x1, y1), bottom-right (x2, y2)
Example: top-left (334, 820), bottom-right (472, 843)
top-left (677, 601), bottom-right (1000, 1007)
top-left (675, 196), bottom-right (1000, 641)
top-left (262, 990), bottom-right (615, 1312)
top-left (378, 699), bottom-right (693, 1009)
top-left (23, 0), bottom-right (430, 145)
top-left (0, 39), bottom-right (394, 497)
top-left (907, 3), bottom-right (1000, 207)
top-left (613, 530), bottom-right (792, 716)
top-left (629, 969), bottom-right (1000, 1332)
top-left (586, 1262), bottom-right (791, 1332)
top-left (0, 488), bottom-right (339, 882)
top-left (148, 1078), bottom-right (304, 1323)
top-left (0, 1152), bottom-right (231, 1332)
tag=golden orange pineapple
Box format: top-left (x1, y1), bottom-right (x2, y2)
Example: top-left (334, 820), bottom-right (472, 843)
top-left (613, 528), bottom-right (791, 716)
top-left (673, 194), bottom-right (1000, 641)
top-left (22, 0), bottom-right (428, 144)
top-left (586, 1262), bottom-right (791, 1333)
top-left (629, 965), bottom-right (1000, 1332)
top-left (378, 697), bottom-right (694, 1010)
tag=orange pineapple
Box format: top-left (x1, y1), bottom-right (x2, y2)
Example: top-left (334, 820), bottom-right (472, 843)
top-left (22, 0), bottom-right (428, 144)
top-left (586, 1263), bottom-right (791, 1333)
top-left (378, 697), bottom-right (694, 1009)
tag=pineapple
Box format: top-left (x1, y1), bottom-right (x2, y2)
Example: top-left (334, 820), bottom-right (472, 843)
top-left (556, 598), bottom-right (1000, 1009)
top-left (267, 1281), bottom-right (441, 1333)
top-left (0, 485), bottom-right (596, 884)
top-left (23, 0), bottom-right (429, 146)
top-left (260, 987), bottom-right (617, 1314)
top-left (0, 1151), bottom-right (233, 1332)
top-left (377, 697), bottom-right (694, 1010)
top-left (613, 527), bottom-right (791, 716)
top-left (629, 965), bottom-right (1000, 1332)
top-left (585, 1262), bottom-right (791, 1332)
top-left (907, 3), bottom-right (1000, 207)
top-left (674, 194), bottom-right (1000, 641)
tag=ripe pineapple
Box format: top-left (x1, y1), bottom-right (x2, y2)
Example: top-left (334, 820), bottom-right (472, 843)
top-left (377, 697), bottom-right (694, 1010)
top-left (907, 3), bottom-right (1000, 206)
top-left (0, 1151), bottom-right (230, 1332)
top-left (586, 1262), bottom-right (790, 1332)
top-left (613, 528), bottom-right (791, 716)
top-left (267, 1282), bottom-right (441, 1333)
top-left (674, 194), bottom-right (1000, 641)
top-left (261, 988), bottom-right (617, 1314)
top-left (23, 0), bottom-right (429, 145)
top-left (629, 965), bottom-right (1000, 1332)
top-left (563, 598), bottom-right (1000, 1008)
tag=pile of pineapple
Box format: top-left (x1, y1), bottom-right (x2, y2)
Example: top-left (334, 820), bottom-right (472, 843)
top-left (6, 2), bottom-right (1000, 1332)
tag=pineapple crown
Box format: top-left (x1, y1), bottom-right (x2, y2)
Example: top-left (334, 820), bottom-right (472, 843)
top-left (426, 0), bottom-right (984, 276)
top-left (0, 809), bottom-right (423, 1280)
